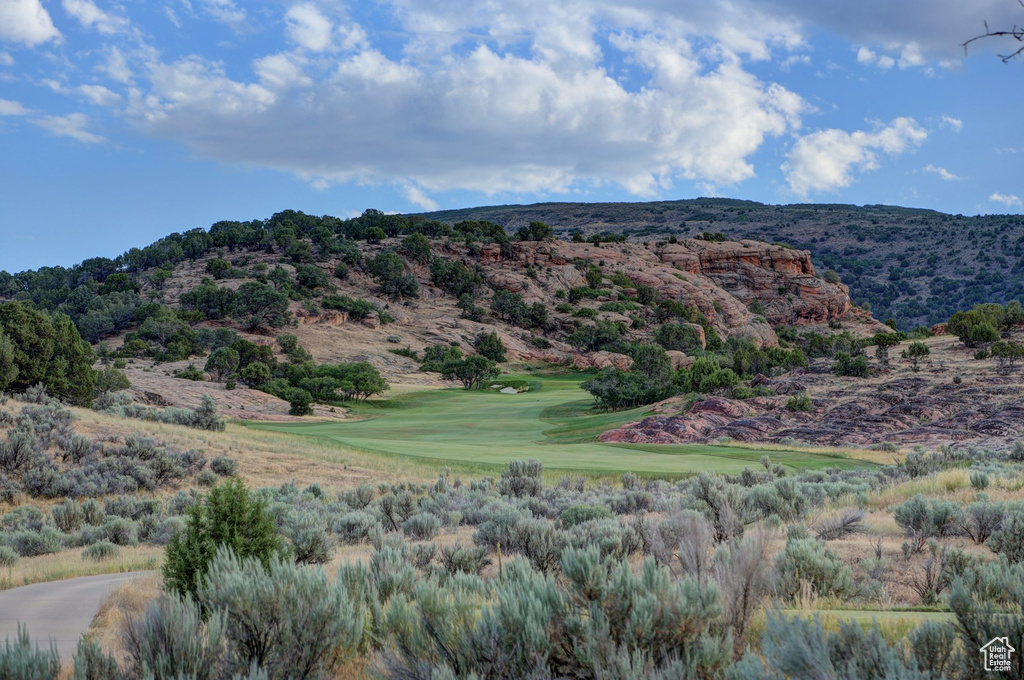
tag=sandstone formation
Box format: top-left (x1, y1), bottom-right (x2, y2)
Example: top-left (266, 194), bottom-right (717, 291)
top-left (600, 336), bottom-right (1024, 453)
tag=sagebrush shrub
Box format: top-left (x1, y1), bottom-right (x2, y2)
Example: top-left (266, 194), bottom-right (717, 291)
top-left (198, 548), bottom-right (363, 679)
top-left (814, 509), bottom-right (865, 541)
top-left (52, 499), bottom-right (84, 533)
top-left (0, 624), bottom-right (61, 679)
top-left (989, 504), bottom-right (1024, 563)
top-left (81, 498), bottom-right (103, 525)
top-left (6, 526), bottom-right (64, 557)
top-left (72, 635), bottom-right (124, 680)
top-left (775, 537), bottom-right (856, 601)
top-left (82, 541), bottom-right (121, 561)
top-left (100, 517), bottom-right (138, 546)
top-left (560, 503), bottom-right (612, 527)
top-left (122, 594), bottom-right (228, 680)
top-left (437, 543), bottom-right (491, 576)
top-left (892, 494), bottom-right (962, 553)
top-left (959, 499), bottom-right (1004, 544)
top-left (210, 456), bottom-right (238, 477)
top-left (286, 511), bottom-right (334, 565)
top-left (334, 511), bottom-right (381, 545)
top-left (402, 513), bottom-right (441, 541)
top-left (498, 458), bottom-right (543, 498)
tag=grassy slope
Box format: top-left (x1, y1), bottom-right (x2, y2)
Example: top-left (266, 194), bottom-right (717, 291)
top-left (247, 375), bottom-right (875, 476)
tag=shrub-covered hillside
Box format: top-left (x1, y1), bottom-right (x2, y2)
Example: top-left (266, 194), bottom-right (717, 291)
top-left (0, 208), bottom-right (885, 418)
top-left (421, 198), bottom-right (1024, 329)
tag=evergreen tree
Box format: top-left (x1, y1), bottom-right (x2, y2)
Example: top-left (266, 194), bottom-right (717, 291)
top-left (163, 479), bottom-right (287, 603)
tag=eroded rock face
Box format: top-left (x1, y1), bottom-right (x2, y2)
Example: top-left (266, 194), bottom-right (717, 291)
top-left (471, 238), bottom-right (873, 349)
top-left (656, 240), bottom-right (851, 326)
top-left (571, 351), bottom-right (634, 371)
top-left (296, 310), bottom-right (349, 326)
top-left (599, 357), bottom-right (1024, 453)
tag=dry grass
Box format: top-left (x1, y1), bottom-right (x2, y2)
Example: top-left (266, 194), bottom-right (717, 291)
top-left (0, 546), bottom-right (161, 592)
top-left (64, 403), bottom-right (441, 491)
top-left (86, 572), bottom-right (162, 659)
top-left (725, 440), bottom-right (901, 466)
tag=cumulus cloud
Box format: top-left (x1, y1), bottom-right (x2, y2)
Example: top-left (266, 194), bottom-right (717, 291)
top-left (62, 0), bottom-right (129, 35)
top-left (783, 117), bottom-right (927, 196)
top-left (856, 46), bottom-right (894, 69)
top-left (924, 164), bottom-right (963, 181)
top-left (32, 113), bottom-right (105, 142)
top-left (0, 0), bottom-right (61, 47)
top-left (112, 2), bottom-right (810, 197)
top-left (990, 193), bottom-right (1023, 209)
top-left (404, 186), bottom-right (439, 211)
top-left (0, 98), bottom-right (31, 116)
top-left (286, 3), bottom-right (334, 52)
top-left (77, 84), bottom-right (122, 106)
top-left (253, 53), bottom-right (311, 89)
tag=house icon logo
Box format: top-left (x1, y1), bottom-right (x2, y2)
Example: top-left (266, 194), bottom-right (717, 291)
top-left (980, 637), bottom-right (1015, 672)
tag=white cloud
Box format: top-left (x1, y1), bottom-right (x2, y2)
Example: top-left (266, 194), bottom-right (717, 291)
top-left (941, 115), bottom-right (962, 132)
top-left (0, 0), bottom-right (61, 47)
top-left (164, 6), bottom-right (181, 28)
top-left (136, 56), bottom-right (275, 121)
top-left (201, 0), bottom-right (246, 30)
top-left (77, 84), bottom-right (122, 106)
top-left (286, 3), bottom-right (334, 52)
top-left (990, 193), bottom-right (1023, 209)
top-left (404, 186), bottom-right (439, 211)
top-left (101, 47), bottom-right (133, 83)
top-left (32, 113), bottom-right (105, 142)
top-left (0, 98), bottom-right (31, 115)
top-left (924, 164), bottom-right (963, 181)
top-left (253, 53), bottom-right (311, 89)
top-left (856, 46), bottom-right (894, 69)
top-left (0, 52), bottom-right (14, 67)
top-left (783, 117), bottom-right (927, 196)
top-left (119, 3), bottom-right (808, 197)
top-left (62, 0), bottom-right (129, 35)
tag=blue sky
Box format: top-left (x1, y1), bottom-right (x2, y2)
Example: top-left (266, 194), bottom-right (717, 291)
top-left (1, 0), bottom-right (1023, 272)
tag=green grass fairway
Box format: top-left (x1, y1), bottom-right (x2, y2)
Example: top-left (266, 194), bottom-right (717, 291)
top-left (245, 375), bottom-right (877, 476)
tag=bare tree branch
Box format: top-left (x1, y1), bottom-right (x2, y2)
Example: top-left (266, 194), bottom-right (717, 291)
top-left (963, 0), bottom-right (1024, 62)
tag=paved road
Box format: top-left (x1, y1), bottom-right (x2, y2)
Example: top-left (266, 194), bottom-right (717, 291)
top-left (0, 572), bottom-right (151, 659)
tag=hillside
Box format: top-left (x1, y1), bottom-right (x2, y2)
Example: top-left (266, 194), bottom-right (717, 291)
top-left (104, 233), bottom-right (878, 415)
top-left (420, 199), bottom-right (1024, 329)
top-left (0, 205), bottom-right (898, 429)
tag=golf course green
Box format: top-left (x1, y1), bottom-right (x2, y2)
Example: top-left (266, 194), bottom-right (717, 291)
top-left (246, 374), bottom-right (876, 476)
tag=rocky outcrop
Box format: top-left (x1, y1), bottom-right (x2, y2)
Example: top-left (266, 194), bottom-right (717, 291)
top-left (571, 351), bottom-right (634, 371)
top-left (666, 351), bottom-right (694, 370)
top-left (297, 310), bottom-right (349, 326)
top-left (599, 355), bottom-right (1024, 452)
top-left (475, 239), bottom-right (875, 347)
top-left (655, 240), bottom-right (852, 326)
